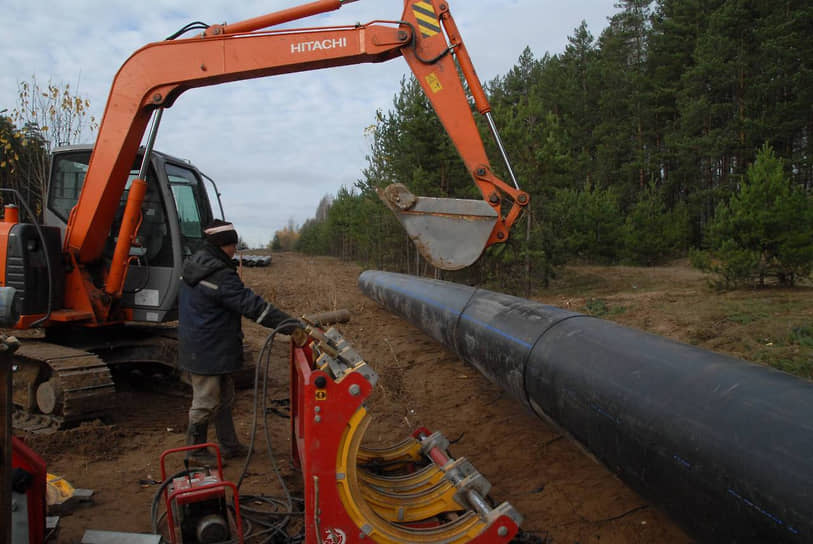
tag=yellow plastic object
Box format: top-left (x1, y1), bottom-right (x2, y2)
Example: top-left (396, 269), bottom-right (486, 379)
top-left (359, 463), bottom-right (444, 493)
top-left (361, 477), bottom-right (463, 523)
top-left (356, 435), bottom-right (424, 471)
top-left (46, 473), bottom-right (75, 506)
top-left (335, 409), bottom-right (493, 543)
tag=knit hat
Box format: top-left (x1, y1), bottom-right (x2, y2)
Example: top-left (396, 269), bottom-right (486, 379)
top-left (204, 220), bottom-right (239, 247)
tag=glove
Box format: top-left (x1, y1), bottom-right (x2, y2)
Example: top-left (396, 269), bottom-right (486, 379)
top-left (276, 317), bottom-right (309, 347)
top-left (291, 327), bottom-right (309, 347)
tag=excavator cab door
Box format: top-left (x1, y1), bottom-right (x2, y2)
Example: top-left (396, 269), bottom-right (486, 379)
top-left (45, 146), bottom-right (216, 323)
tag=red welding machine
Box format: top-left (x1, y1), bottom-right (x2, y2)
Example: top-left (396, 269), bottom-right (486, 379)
top-left (159, 444), bottom-right (243, 544)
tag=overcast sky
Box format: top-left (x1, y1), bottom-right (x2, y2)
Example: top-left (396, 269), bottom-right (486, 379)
top-left (2, 0), bottom-right (616, 247)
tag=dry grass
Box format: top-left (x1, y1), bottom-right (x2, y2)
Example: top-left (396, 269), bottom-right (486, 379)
top-left (534, 260), bottom-right (813, 380)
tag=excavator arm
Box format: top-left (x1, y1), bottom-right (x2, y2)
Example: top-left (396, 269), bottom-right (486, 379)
top-left (63, 0), bottom-right (528, 322)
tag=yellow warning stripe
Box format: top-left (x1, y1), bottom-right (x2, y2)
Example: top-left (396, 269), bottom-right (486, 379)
top-left (415, 11), bottom-right (440, 27)
top-left (414, 1), bottom-right (435, 14)
top-left (416, 21), bottom-right (440, 37)
top-left (413, 1), bottom-right (441, 37)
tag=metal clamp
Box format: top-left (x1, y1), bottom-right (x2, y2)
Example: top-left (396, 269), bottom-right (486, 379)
top-left (419, 431), bottom-right (450, 458)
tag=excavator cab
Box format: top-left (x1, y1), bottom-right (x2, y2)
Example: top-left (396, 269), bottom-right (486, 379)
top-left (45, 145), bottom-right (221, 323)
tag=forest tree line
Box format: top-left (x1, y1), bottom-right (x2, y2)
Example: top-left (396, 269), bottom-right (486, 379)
top-left (294, 0), bottom-right (813, 293)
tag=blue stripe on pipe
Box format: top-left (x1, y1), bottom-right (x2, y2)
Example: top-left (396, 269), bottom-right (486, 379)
top-left (371, 276), bottom-right (534, 349)
top-left (727, 488), bottom-right (799, 534)
top-left (459, 313), bottom-right (534, 349)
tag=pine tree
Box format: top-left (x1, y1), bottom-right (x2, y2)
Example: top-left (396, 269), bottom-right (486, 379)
top-left (750, 1), bottom-right (813, 189)
top-left (703, 144), bottom-right (813, 287)
top-left (674, 1), bottom-right (761, 235)
top-left (622, 181), bottom-right (689, 265)
top-left (649, 0), bottom-right (723, 242)
top-left (593, 1), bottom-right (654, 205)
top-left (558, 22), bottom-right (602, 188)
top-left (553, 184), bottom-right (623, 263)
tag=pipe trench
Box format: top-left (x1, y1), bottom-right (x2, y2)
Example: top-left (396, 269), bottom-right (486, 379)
top-left (358, 270), bottom-right (813, 544)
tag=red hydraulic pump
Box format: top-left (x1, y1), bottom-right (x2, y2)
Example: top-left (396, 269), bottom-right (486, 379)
top-left (159, 444), bottom-right (244, 544)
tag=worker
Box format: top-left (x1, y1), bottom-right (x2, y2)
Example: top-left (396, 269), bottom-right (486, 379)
top-left (178, 219), bottom-right (299, 463)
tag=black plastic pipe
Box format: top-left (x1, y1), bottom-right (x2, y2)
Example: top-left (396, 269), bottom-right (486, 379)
top-left (358, 270), bottom-right (813, 544)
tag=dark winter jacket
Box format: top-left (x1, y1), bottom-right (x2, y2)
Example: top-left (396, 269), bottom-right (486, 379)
top-left (178, 243), bottom-right (291, 375)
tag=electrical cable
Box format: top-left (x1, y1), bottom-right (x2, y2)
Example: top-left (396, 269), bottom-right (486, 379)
top-left (262, 323), bottom-right (295, 511)
top-left (236, 319), bottom-right (298, 491)
top-left (232, 318), bottom-right (307, 543)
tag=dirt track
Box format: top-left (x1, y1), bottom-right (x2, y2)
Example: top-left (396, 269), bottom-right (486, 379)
top-left (20, 253), bottom-right (692, 543)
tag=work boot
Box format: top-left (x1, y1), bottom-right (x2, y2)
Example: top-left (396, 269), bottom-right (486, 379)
top-left (214, 406), bottom-right (250, 459)
top-left (186, 421), bottom-right (218, 466)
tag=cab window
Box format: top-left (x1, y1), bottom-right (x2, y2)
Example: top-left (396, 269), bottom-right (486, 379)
top-left (49, 152), bottom-right (90, 222)
top-left (105, 164), bottom-right (173, 267)
top-left (167, 163), bottom-right (210, 256)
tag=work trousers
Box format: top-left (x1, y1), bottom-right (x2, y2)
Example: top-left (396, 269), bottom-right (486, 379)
top-left (186, 372), bottom-right (235, 426)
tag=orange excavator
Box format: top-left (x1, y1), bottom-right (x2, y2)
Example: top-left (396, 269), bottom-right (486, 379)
top-left (1, 0), bottom-right (528, 429)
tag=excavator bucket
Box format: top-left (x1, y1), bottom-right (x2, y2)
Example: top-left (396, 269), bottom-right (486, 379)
top-left (378, 184), bottom-right (498, 271)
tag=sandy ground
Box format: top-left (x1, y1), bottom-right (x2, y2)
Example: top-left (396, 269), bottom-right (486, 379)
top-left (18, 253), bottom-right (694, 543)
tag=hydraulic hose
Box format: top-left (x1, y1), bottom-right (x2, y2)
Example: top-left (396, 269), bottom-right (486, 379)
top-left (234, 318), bottom-right (305, 543)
